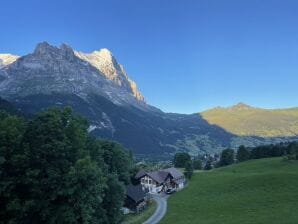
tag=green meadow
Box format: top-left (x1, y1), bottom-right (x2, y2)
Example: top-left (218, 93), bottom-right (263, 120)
top-left (161, 157), bottom-right (298, 224)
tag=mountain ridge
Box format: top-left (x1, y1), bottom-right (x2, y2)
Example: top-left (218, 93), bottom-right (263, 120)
top-left (203, 102), bottom-right (298, 112)
top-left (0, 42), bottom-right (150, 111)
top-left (201, 103), bottom-right (298, 138)
top-left (0, 42), bottom-right (297, 157)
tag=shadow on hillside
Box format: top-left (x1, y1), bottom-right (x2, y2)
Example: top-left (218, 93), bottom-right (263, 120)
top-left (4, 93), bottom-right (298, 159)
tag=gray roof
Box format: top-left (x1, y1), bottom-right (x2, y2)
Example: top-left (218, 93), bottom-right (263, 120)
top-left (126, 184), bottom-right (147, 203)
top-left (147, 171), bottom-right (170, 184)
top-left (135, 170), bottom-right (147, 179)
top-left (163, 167), bottom-right (184, 179)
top-left (135, 167), bottom-right (184, 184)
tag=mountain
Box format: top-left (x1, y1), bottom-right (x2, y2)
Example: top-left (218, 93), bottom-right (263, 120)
top-left (0, 42), bottom-right (149, 111)
top-left (0, 42), bottom-right (297, 158)
top-left (0, 54), bottom-right (19, 68)
top-left (74, 48), bottom-right (144, 101)
top-left (201, 103), bottom-right (298, 144)
top-left (0, 42), bottom-right (234, 158)
top-left (0, 96), bottom-right (24, 116)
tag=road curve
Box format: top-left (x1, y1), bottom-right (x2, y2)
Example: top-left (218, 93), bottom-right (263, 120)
top-left (144, 194), bottom-right (168, 224)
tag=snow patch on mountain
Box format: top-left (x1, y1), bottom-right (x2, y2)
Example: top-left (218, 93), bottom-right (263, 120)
top-left (0, 54), bottom-right (19, 68)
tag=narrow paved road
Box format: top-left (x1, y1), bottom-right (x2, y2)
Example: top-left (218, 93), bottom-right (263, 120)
top-left (144, 194), bottom-right (168, 224)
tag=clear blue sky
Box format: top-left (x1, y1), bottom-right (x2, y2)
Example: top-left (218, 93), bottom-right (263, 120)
top-left (1, 0), bottom-right (298, 113)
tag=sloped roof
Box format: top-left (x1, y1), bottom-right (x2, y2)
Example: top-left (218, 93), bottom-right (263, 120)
top-left (135, 170), bottom-right (147, 179)
top-left (163, 167), bottom-right (184, 179)
top-left (126, 184), bottom-right (147, 203)
top-left (135, 167), bottom-right (184, 184)
top-left (147, 171), bottom-right (170, 184)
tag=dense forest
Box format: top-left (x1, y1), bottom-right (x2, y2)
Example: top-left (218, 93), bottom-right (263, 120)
top-left (0, 107), bottom-right (134, 224)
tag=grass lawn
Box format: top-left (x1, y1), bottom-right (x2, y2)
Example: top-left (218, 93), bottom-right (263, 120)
top-left (122, 200), bottom-right (157, 224)
top-left (161, 157), bottom-right (298, 224)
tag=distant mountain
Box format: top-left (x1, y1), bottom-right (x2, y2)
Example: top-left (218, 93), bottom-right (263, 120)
top-left (0, 42), bottom-right (234, 158)
top-left (0, 42), bottom-right (297, 158)
top-left (201, 103), bottom-right (298, 138)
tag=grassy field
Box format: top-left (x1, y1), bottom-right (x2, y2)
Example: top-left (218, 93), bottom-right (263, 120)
top-left (161, 157), bottom-right (298, 224)
top-left (201, 104), bottom-right (298, 137)
top-left (122, 200), bottom-right (157, 224)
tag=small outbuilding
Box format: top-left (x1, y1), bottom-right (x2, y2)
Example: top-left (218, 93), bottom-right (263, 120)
top-left (124, 184), bottom-right (149, 213)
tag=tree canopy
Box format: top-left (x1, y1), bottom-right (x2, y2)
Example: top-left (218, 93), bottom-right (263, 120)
top-left (173, 152), bottom-right (191, 168)
top-left (219, 149), bottom-right (234, 167)
top-left (236, 145), bottom-right (250, 162)
top-left (0, 108), bottom-right (133, 224)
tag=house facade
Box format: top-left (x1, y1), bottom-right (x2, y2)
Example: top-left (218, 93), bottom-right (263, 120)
top-left (135, 167), bottom-right (185, 194)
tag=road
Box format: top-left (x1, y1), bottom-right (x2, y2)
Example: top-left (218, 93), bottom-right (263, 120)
top-left (144, 194), bottom-right (168, 224)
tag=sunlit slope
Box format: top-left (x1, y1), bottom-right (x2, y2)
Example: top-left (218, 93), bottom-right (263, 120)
top-left (161, 157), bottom-right (298, 224)
top-left (201, 103), bottom-right (298, 137)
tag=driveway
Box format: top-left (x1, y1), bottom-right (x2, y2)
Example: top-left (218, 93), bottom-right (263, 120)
top-left (144, 194), bottom-right (169, 224)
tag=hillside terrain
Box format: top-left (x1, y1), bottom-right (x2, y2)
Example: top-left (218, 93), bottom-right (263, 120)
top-left (201, 103), bottom-right (298, 137)
top-left (0, 42), bottom-right (234, 157)
top-left (161, 157), bottom-right (298, 224)
top-left (0, 43), bottom-right (298, 157)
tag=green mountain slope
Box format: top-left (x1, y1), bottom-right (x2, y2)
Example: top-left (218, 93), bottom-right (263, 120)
top-left (161, 157), bottom-right (298, 224)
top-left (201, 103), bottom-right (298, 137)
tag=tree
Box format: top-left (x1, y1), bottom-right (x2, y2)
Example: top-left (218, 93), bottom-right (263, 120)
top-left (236, 145), bottom-right (250, 162)
top-left (173, 152), bottom-right (191, 168)
top-left (100, 141), bottom-right (133, 184)
top-left (287, 141), bottom-right (298, 160)
top-left (193, 159), bottom-right (202, 170)
top-left (204, 160), bottom-right (212, 170)
top-left (0, 112), bottom-right (26, 223)
top-left (219, 149), bottom-right (234, 167)
top-left (0, 108), bottom-right (133, 224)
top-left (184, 160), bottom-right (194, 179)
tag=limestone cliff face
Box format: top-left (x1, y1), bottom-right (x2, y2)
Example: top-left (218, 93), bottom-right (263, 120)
top-left (75, 48), bottom-right (145, 102)
top-left (0, 42), bottom-right (146, 109)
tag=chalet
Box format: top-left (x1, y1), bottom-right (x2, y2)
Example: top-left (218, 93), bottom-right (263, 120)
top-left (135, 167), bottom-right (185, 194)
top-left (123, 184), bottom-right (149, 213)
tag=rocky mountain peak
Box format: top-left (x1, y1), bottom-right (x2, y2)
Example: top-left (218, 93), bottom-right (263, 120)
top-left (0, 42), bottom-right (146, 108)
top-left (0, 54), bottom-right (20, 68)
top-left (34, 41), bottom-right (55, 55)
top-left (60, 43), bottom-right (75, 60)
top-left (93, 48), bottom-right (113, 59)
top-left (33, 42), bottom-right (76, 61)
top-left (75, 48), bottom-right (145, 102)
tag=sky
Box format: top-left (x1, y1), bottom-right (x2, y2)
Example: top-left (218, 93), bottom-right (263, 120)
top-left (0, 0), bottom-right (298, 114)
